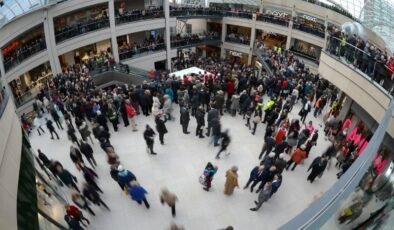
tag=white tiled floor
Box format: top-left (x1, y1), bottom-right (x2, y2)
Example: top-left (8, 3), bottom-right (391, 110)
top-left (29, 99), bottom-right (339, 230)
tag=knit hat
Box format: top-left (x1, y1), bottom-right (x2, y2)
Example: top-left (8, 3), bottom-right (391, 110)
top-left (117, 165), bottom-right (124, 171)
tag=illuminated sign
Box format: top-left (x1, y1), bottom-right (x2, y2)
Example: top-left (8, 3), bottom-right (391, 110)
top-left (302, 15), bottom-right (318, 23)
top-left (229, 51), bottom-right (243, 57)
top-left (265, 9), bottom-right (289, 18)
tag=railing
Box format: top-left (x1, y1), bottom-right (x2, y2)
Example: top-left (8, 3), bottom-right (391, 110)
top-left (4, 40), bottom-right (47, 73)
top-left (253, 46), bottom-right (274, 76)
top-left (119, 43), bottom-right (166, 61)
top-left (256, 14), bottom-right (290, 27)
top-left (14, 85), bottom-right (43, 108)
top-left (170, 34), bottom-right (221, 49)
top-left (89, 62), bottom-right (151, 79)
top-left (292, 22), bottom-right (325, 38)
top-left (326, 36), bottom-right (394, 96)
top-left (289, 49), bottom-right (320, 64)
top-left (170, 8), bottom-right (253, 19)
top-left (55, 17), bottom-right (110, 43)
top-left (0, 87), bottom-right (10, 118)
top-left (225, 36), bottom-right (251, 46)
top-left (115, 10), bottom-right (164, 25)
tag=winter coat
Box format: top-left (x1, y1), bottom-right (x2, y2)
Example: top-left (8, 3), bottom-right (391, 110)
top-left (118, 170), bottom-right (136, 186)
top-left (211, 118), bottom-right (221, 136)
top-left (291, 148), bottom-right (307, 164)
top-left (215, 93), bottom-right (225, 108)
top-left (230, 94), bottom-right (240, 110)
top-left (128, 185), bottom-right (147, 202)
top-left (195, 110), bottom-right (205, 126)
top-left (258, 185), bottom-right (272, 203)
top-left (275, 158), bottom-right (287, 174)
top-left (58, 170), bottom-right (76, 186)
top-left (224, 170), bottom-right (238, 195)
top-left (70, 148), bottom-right (83, 164)
top-left (155, 118), bottom-right (168, 134)
top-left (144, 128), bottom-right (156, 145)
top-left (80, 142), bottom-right (94, 158)
top-left (160, 189), bottom-right (178, 207)
top-left (180, 107), bottom-right (190, 124)
top-left (162, 99), bottom-right (172, 114)
top-left (207, 108), bottom-right (219, 123)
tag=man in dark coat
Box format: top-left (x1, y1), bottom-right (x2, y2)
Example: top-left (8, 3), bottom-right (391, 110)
top-left (79, 140), bottom-right (97, 168)
top-left (259, 133), bottom-right (276, 159)
top-left (243, 164), bottom-right (264, 189)
top-left (274, 137), bottom-right (289, 158)
top-left (275, 153), bottom-right (287, 174)
top-left (195, 106), bottom-right (205, 138)
top-left (206, 107), bottom-right (219, 136)
top-left (211, 117), bottom-right (221, 146)
top-left (155, 115), bottom-right (168, 145)
top-left (143, 125), bottom-right (157, 155)
top-left (96, 110), bottom-right (109, 131)
top-left (180, 106), bottom-right (190, 134)
top-left (307, 155), bottom-right (328, 183)
top-left (215, 91), bottom-right (225, 115)
top-left (46, 118), bottom-right (60, 139)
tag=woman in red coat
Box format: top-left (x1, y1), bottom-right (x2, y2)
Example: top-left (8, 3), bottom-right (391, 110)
top-left (286, 145), bottom-right (307, 171)
top-left (226, 80), bottom-right (235, 99)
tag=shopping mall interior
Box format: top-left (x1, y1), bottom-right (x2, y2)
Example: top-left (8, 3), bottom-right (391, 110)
top-left (0, 0), bottom-right (393, 229)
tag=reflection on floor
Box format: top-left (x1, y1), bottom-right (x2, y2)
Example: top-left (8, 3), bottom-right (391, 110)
top-left (29, 98), bottom-right (338, 230)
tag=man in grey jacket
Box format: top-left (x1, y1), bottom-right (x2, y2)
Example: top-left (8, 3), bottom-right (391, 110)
top-left (250, 182), bottom-right (272, 211)
top-left (206, 106), bottom-right (219, 137)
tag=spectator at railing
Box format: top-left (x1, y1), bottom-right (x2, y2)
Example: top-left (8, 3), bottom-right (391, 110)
top-left (3, 36), bottom-right (46, 72)
top-left (118, 36), bottom-right (165, 60)
top-left (170, 32), bottom-right (220, 48)
top-left (256, 13), bottom-right (290, 27)
top-left (226, 33), bottom-right (250, 45)
top-left (326, 27), bottom-right (394, 95)
top-left (292, 18), bottom-right (325, 38)
top-left (55, 15), bottom-right (110, 43)
top-left (116, 6), bottom-right (163, 24)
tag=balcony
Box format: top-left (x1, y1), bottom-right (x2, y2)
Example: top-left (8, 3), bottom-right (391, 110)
top-left (225, 36), bottom-right (250, 46)
top-left (292, 22), bottom-right (325, 38)
top-left (115, 10), bottom-right (164, 25)
top-left (256, 14), bottom-right (290, 27)
top-left (119, 43), bottom-right (166, 61)
top-left (171, 33), bottom-right (221, 49)
top-left (170, 7), bottom-right (222, 19)
top-left (4, 40), bottom-right (47, 73)
top-left (55, 17), bottom-right (110, 43)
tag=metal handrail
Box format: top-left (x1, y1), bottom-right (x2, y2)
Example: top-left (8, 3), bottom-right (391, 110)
top-left (326, 36), bottom-right (394, 97)
top-left (170, 34), bottom-right (221, 48)
top-left (55, 17), bottom-right (110, 43)
top-left (119, 43), bottom-right (166, 61)
top-left (115, 10), bottom-right (164, 24)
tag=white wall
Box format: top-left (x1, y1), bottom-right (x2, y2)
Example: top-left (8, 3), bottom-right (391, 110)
top-left (0, 99), bottom-right (22, 230)
top-left (122, 51), bottom-right (167, 70)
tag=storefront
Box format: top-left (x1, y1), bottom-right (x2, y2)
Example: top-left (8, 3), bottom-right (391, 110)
top-left (196, 45), bottom-right (221, 59)
top-left (58, 39), bottom-right (112, 68)
top-left (294, 13), bottom-right (325, 37)
top-left (256, 29), bottom-right (287, 48)
top-left (8, 62), bottom-right (52, 106)
top-left (290, 38), bottom-right (322, 60)
top-left (226, 49), bottom-right (248, 65)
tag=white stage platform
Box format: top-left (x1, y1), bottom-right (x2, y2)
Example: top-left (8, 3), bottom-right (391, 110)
top-left (170, 67), bottom-right (212, 80)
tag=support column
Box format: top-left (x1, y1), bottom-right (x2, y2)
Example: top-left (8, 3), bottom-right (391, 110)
top-left (220, 23), bottom-right (227, 59)
top-left (248, 14), bottom-right (257, 65)
top-left (44, 9), bottom-right (62, 75)
top-left (337, 93), bottom-right (353, 121)
top-left (286, 6), bottom-right (296, 50)
top-left (164, 0), bottom-right (171, 70)
top-left (109, 0), bottom-right (120, 63)
top-left (259, 0), bottom-right (263, 13)
top-left (0, 52), bottom-right (5, 78)
top-left (323, 16), bottom-right (329, 49)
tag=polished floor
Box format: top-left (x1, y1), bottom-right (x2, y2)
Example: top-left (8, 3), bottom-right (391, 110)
top-left (29, 98), bottom-right (338, 230)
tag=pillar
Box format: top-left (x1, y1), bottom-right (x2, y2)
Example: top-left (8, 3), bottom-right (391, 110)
top-left (164, 0), bottom-right (171, 70)
top-left (286, 6), bottom-right (296, 50)
top-left (220, 23), bottom-right (227, 59)
top-left (108, 0), bottom-right (120, 63)
top-left (44, 9), bottom-right (62, 75)
top-left (323, 15), bottom-right (329, 49)
top-left (0, 52), bottom-right (5, 78)
top-left (259, 0), bottom-right (263, 13)
top-left (248, 13), bottom-right (257, 65)
top-left (337, 93), bottom-right (353, 121)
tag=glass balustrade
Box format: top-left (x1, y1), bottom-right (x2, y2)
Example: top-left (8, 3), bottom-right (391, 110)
top-left (115, 10), bottom-right (164, 25)
top-left (256, 14), bottom-right (290, 27)
top-left (170, 33), bottom-right (221, 49)
top-left (119, 43), bottom-right (166, 61)
top-left (4, 40), bottom-right (47, 73)
top-left (55, 17), bottom-right (110, 43)
top-left (293, 22), bottom-right (325, 38)
top-left (225, 36), bottom-right (251, 46)
top-left (170, 8), bottom-right (222, 17)
top-left (326, 36), bottom-right (394, 96)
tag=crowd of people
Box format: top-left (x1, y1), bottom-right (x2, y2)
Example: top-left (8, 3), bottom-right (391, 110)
top-left (116, 6), bottom-right (164, 24)
top-left (226, 32), bottom-right (251, 45)
top-left (3, 35), bottom-right (46, 72)
top-left (118, 35), bottom-right (166, 60)
top-left (327, 27), bottom-right (394, 95)
top-left (23, 34), bottom-right (370, 229)
top-left (170, 32), bottom-right (221, 49)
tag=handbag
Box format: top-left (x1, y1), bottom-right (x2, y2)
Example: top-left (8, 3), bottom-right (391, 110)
top-left (252, 115), bottom-right (261, 123)
top-left (199, 174), bottom-right (206, 185)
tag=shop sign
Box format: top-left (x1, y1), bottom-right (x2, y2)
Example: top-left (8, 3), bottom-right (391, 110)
top-left (229, 51), bottom-right (243, 57)
top-left (2, 40), bottom-right (19, 55)
top-left (301, 14), bottom-right (320, 23)
top-left (265, 9), bottom-right (289, 18)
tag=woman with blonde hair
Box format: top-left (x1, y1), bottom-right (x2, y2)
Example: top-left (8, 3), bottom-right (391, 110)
top-left (224, 166), bottom-right (239, 195)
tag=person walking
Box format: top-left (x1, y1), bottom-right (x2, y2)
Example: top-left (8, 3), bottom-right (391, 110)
top-left (224, 166), bottom-right (239, 195)
top-left (259, 132), bottom-right (276, 160)
top-left (82, 164), bottom-right (102, 193)
top-left (64, 213), bottom-right (84, 230)
top-left (243, 165), bottom-right (264, 190)
top-left (270, 174), bottom-right (282, 197)
top-left (56, 165), bottom-right (79, 192)
top-left (275, 154), bottom-right (287, 174)
top-left (160, 188), bottom-right (178, 217)
top-left (65, 204), bottom-right (90, 227)
top-left (299, 99), bottom-right (311, 124)
top-left (70, 145), bottom-right (84, 170)
top-left (82, 183), bottom-right (110, 211)
top-left (144, 125), bottom-right (157, 155)
top-left (33, 116), bottom-right (45, 136)
top-left (307, 155), bottom-right (328, 183)
top-left (250, 182), bottom-right (272, 211)
top-left (286, 145), bottom-right (307, 171)
top-left (51, 108), bottom-right (63, 130)
top-left (106, 105), bottom-right (119, 132)
top-left (117, 165), bottom-right (137, 190)
top-left (127, 181), bottom-right (150, 209)
top-left (216, 130), bottom-right (230, 159)
top-left (195, 106), bottom-right (205, 138)
top-left (46, 118), bottom-right (60, 140)
top-left (71, 192), bottom-right (95, 216)
top-left (206, 107), bottom-right (219, 136)
top-left (79, 140), bottom-right (97, 168)
top-left (202, 162), bottom-right (218, 191)
top-left (211, 117), bottom-right (221, 146)
top-left (155, 115), bottom-right (168, 145)
top-left (125, 99), bottom-right (138, 131)
top-left (180, 105), bottom-right (190, 134)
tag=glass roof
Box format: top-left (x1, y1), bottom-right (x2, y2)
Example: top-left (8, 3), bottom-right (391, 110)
top-left (0, 0), bottom-right (64, 29)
